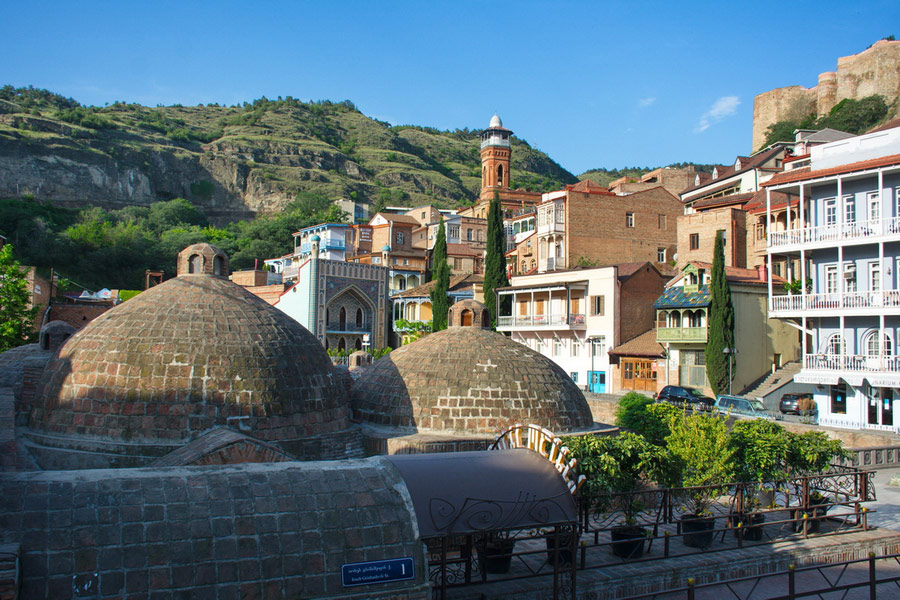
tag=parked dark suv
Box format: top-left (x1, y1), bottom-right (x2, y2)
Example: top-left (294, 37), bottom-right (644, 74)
top-left (779, 393), bottom-right (815, 415)
top-left (655, 385), bottom-right (715, 411)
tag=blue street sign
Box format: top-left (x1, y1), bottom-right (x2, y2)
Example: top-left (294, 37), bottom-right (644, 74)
top-left (341, 557), bottom-right (415, 587)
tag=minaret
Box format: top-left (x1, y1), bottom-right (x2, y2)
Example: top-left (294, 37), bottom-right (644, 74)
top-left (480, 114), bottom-right (513, 201)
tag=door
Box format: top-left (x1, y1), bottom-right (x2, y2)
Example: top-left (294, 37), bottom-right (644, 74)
top-left (588, 371), bottom-right (606, 394)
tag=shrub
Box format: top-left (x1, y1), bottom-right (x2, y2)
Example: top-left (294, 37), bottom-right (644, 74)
top-left (786, 431), bottom-right (847, 475)
top-left (666, 412), bottom-right (736, 515)
top-left (728, 419), bottom-right (791, 483)
top-left (614, 393), bottom-right (679, 446)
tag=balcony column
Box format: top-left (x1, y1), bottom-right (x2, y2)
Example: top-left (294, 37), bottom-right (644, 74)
top-left (766, 188), bottom-right (773, 301)
top-left (802, 315), bottom-right (807, 359)
top-left (799, 182), bottom-right (806, 241)
top-left (566, 285), bottom-right (571, 325)
top-left (878, 168), bottom-right (885, 235)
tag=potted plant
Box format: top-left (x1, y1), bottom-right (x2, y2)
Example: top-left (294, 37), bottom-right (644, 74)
top-left (566, 432), bottom-right (671, 559)
top-left (665, 412), bottom-right (736, 549)
top-left (785, 431), bottom-right (847, 533)
top-left (727, 420), bottom-right (791, 539)
top-left (476, 532), bottom-right (517, 574)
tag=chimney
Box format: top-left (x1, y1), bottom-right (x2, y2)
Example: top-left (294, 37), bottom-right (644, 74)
top-left (757, 264), bottom-right (768, 282)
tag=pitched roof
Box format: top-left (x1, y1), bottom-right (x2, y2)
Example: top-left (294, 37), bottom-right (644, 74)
top-left (373, 213), bottom-right (420, 225)
top-left (446, 243), bottom-right (482, 257)
top-left (392, 274), bottom-right (483, 298)
top-left (762, 153), bottom-right (900, 187)
top-left (608, 329), bottom-right (665, 358)
top-left (691, 192), bottom-right (756, 211)
top-left (867, 118), bottom-right (900, 134)
top-left (654, 284), bottom-right (711, 309)
top-left (686, 261), bottom-right (785, 285)
top-left (565, 179), bottom-right (615, 195)
top-left (682, 147), bottom-right (784, 195)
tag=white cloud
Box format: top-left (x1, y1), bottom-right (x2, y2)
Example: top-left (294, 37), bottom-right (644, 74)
top-left (638, 97), bottom-right (656, 108)
top-left (695, 96), bottom-right (740, 133)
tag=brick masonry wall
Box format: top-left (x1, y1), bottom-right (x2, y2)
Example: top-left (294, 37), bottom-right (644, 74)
top-left (677, 208), bottom-right (747, 268)
top-left (566, 187), bottom-right (681, 268)
top-left (0, 459), bottom-right (430, 599)
top-left (619, 265), bottom-right (668, 345)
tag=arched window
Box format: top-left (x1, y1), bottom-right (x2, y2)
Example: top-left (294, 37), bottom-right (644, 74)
top-left (338, 337), bottom-right (346, 352)
top-left (824, 334), bottom-right (845, 355)
top-left (188, 254), bottom-right (202, 274)
top-left (669, 312), bottom-right (682, 328)
top-left (865, 331), bottom-right (892, 356)
top-left (356, 308), bottom-right (363, 328)
top-left (326, 308), bottom-right (330, 324)
top-left (497, 164), bottom-right (504, 187)
top-left (339, 307), bottom-right (346, 330)
top-left (482, 311), bottom-right (490, 328)
top-left (355, 338), bottom-right (362, 350)
top-left (521, 260), bottom-right (526, 272)
top-left (461, 309), bottom-right (473, 327)
top-left (530, 259), bottom-right (536, 270)
top-left (213, 255), bottom-right (224, 275)
top-left (482, 166), bottom-right (486, 186)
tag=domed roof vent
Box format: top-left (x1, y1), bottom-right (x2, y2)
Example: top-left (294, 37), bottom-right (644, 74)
top-left (448, 299), bottom-right (489, 329)
top-left (489, 114), bottom-right (503, 128)
top-left (39, 321), bottom-right (76, 353)
top-left (177, 243), bottom-right (229, 278)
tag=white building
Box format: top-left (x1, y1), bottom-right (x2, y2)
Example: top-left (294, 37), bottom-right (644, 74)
top-left (496, 263), bottom-right (668, 393)
top-left (765, 124), bottom-right (900, 432)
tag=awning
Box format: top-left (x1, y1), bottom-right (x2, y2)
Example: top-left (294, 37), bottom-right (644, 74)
top-left (386, 449), bottom-right (576, 538)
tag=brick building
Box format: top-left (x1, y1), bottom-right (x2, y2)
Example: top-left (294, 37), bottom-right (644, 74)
top-left (527, 181), bottom-right (681, 274)
top-left (347, 213), bottom-right (427, 293)
top-left (608, 166), bottom-right (696, 196)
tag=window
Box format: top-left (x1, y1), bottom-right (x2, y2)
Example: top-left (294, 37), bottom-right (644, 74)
top-left (824, 333), bottom-right (845, 355)
top-left (571, 340), bottom-right (580, 357)
top-left (689, 233), bottom-right (699, 250)
top-left (453, 258), bottom-right (463, 269)
top-left (590, 295), bottom-right (605, 316)
top-left (824, 198), bottom-right (837, 226)
top-left (658, 214), bottom-right (667, 229)
top-left (466, 228), bottom-right (473, 241)
top-left (831, 384), bottom-right (847, 415)
top-left (657, 248), bottom-right (666, 263)
top-left (555, 208), bottom-right (565, 224)
top-left (448, 225), bottom-right (460, 239)
top-left (553, 338), bottom-right (563, 356)
top-left (626, 212), bottom-right (635, 228)
top-left (396, 232), bottom-right (404, 245)
top-left (844, 196), bottom-right (856, 224)
top-left (824, 264), bottom-right (838, 294)
top-left (865, 331), bottom-right (892, 356)
top-left (756, 221), bottom-right (766, 240)
top-left (868, 191), bottom-right (881, 222)
top-left (421, 211), bottom-right (426, 220)
top-left (403, 258), bottom-right (409, 265)
top-left (570, 372), bottom-right (578, 383)
top-left (717, 229), bottom-right (726, 246)
top-left (591, 336), bottom-right (606, 358)
top-left (871, 261), bottom-right (882, 292)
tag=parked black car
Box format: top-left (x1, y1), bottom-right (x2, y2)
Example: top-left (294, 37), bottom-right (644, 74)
top-left (655, 385), bottom-right (715, 411)
top-left (779, 393), bottom-right (815, 415)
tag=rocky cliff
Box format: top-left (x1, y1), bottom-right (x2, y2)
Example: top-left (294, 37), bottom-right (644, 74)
top-left (0, 91), bottom-right (576, 223)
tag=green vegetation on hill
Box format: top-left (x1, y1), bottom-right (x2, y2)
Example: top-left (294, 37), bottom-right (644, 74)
top-left (760, 95), bottom-right (892, 150)
top-left (577, 162), bottom-right (715, 186)
top-left (0, 194), bottom-right (344, 291)
top-left (0, 85), bottom-right (577, 214)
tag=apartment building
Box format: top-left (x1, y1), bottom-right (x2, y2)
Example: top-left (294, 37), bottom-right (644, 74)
top-left (496, 263), bottom-right (668, 392)
top-left (764, 125), bottom-right (900, 432)
top-left (655, 261), bottom-right (796, 396)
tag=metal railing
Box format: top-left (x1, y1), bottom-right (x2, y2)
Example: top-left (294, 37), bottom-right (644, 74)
top-left (768, 216), bottom-right (900, 248)
top-left (497, 314), bottom-right (585, 328)
top-left (770, 289), bottom-right (900, 312)
top-left (803, 353), bottom-right (900, 373)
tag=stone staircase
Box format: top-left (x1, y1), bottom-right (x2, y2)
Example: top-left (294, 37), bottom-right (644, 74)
top-left (741, 361), bottom-right (802, 399)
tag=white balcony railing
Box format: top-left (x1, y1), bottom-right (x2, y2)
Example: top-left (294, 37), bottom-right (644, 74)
top-left (282, 265), bottom-right (299, 280)
top-left (768, 216), bottom-right (900, 249)
top-left (497, 314), bottom-right (585, 328)
top-left (804, 353), bottom-right (900, 373)
top-left (770, 289), bottom-right (900, 312)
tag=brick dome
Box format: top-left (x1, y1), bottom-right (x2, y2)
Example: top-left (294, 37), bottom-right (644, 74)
top-left (351, 326), bottom-right (594, 434)
top-left (29, 271), bottom-right (355, 460)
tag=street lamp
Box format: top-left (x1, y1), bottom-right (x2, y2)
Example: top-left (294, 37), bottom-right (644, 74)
top-left (723, 347), bottom-right (737, 395)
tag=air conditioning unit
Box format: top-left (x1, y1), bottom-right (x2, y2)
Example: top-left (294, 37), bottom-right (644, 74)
top-left (843, 263), bottom-right (856, 278)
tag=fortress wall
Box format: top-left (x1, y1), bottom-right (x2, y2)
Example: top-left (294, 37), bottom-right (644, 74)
top-left (752, 40), bottom-right (900, 152)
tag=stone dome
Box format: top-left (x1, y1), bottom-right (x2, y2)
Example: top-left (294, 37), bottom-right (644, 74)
top-left (489, 114), bottom-right (503, 128)
top-left (350, 327), bottom-right (594, 435)
top-left (29, 267), bottom-right (355, 460)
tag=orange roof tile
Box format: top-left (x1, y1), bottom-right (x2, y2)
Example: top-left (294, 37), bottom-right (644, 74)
top-left (762, 153), bottom-right (900, 187)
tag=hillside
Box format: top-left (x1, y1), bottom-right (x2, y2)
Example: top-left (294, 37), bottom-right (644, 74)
top-left (0, 86), bottom-right (577, 223)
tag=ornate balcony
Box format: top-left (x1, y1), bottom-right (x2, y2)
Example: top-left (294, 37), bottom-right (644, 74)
top-left (496, 313), bottom-right (585, 330)
top-left (768, 217), bottom-right (900, 250)
top-left (656, 326), bottom-right (707, 343)
top-left (770, 290), bottom-right (900, 315)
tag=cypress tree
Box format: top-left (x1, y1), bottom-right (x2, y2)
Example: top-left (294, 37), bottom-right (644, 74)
top-left (429, 216), bottom-right (450, 331)
top-left (483, 192), bottom-right (509, 328)
top-left (705, 230), bottom-right (735, 395)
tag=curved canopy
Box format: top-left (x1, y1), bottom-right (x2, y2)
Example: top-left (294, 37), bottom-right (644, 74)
top-left (387, 449), bottom-right (576, 538)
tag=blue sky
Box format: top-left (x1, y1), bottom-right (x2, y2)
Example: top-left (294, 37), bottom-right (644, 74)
top-left (3, 1), bottom-right (897, 175)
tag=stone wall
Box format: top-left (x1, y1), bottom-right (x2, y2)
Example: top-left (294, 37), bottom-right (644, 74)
top-left (0, 459), bottom-right (430, 599)
top-left (752, 40), bottom-right (900, 151)
top-left (676, 208), bottom-right (748, 268)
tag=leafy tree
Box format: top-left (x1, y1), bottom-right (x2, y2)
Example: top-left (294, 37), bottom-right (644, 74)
top-left (665, 412), bottom-right (736, 515)
top-left (614, 393), bottom-right (681, 447)
top-left (146, 198), bottom-right (208, 233)
top-left (429, 216), bottom-right (450, 331)
top-left (705, 231), bottom-right (735, 395)
top-left (483, 192), bottom-right (509, 328)
top-left (728, 419), bottom-right (791, 483)
top-left (818, 95), bottom-right (889, 134)
top-left (786, 431), bottom-right (848, 475)
top-left (0, 244), bottom-right (39, 352)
